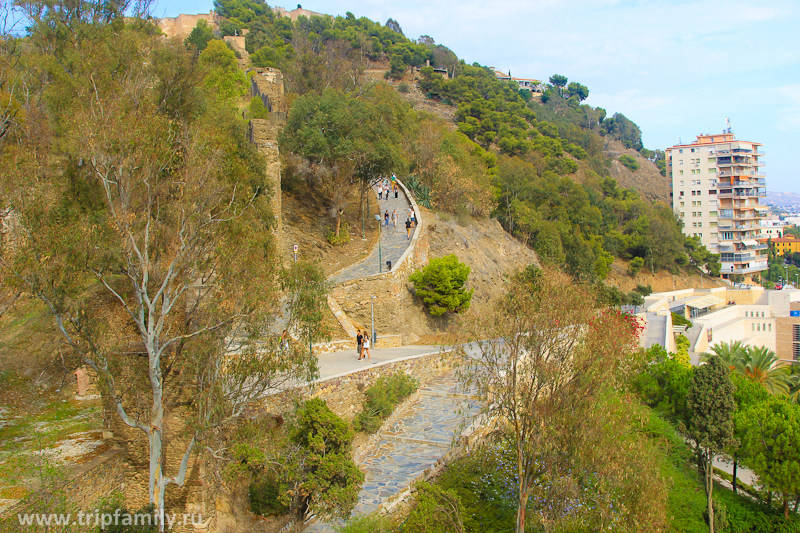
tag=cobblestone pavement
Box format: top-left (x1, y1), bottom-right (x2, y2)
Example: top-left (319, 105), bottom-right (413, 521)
top-left (304, 374), bottom-right (479, 531)
top-left (329, 183), bottom-right (415, 285)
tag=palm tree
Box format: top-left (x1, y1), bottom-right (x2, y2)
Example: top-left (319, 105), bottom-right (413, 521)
top-left (701, 340), bottom-right (746, 370)
top-left (735, 346), bottom-right (795, 396)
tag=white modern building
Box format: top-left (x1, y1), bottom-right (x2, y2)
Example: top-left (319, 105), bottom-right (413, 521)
top-left (760, 217), bottom-right (785, 239)
top-left (667, 128), bottom-right (768, 280)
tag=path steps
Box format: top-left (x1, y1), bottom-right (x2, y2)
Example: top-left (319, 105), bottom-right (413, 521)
top-left (303, 374), bottom-right (478, 532)
top-left (329, 184), bottom-right (415, 285)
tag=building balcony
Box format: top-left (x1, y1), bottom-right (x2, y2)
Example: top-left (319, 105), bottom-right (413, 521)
top-left (719, 263), bottom-right (769, 275)
top-left (718, 169), bottom-right (765, 176)
top-left (716, 190), bottom-right (765, 199)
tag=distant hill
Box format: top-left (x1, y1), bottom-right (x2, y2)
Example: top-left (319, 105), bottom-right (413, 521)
top-left (765, 191), bottom-right (800, 209)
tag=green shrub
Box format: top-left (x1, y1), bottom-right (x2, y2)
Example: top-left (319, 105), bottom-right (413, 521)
top-left (354, 373), bottom-right (418, 433)
top-left (398, 82), bottom-right (410, 93)
top-left (672, 312), bottom-right (693, 328)
top-left (409, 255), bottom-right (474, 316)
top-left (629, 256), bottom-right (645, 275)
top-left (249, 96), bottom-right (269, 119)
top-left (633, 283), bottom-right (653, 296)
top-left (625, 291), bottom-right (645, 306)
top-left (249, 476), bottom-right (290, 517)
top-left (334, 512), bottom-right (395, 532)
top-left (327, 221), bottom-right (351, 245)
top-left (619, 154), bottom-right (639, 171)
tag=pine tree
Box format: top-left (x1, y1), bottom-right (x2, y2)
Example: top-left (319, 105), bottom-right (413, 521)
top-left (685, 356), bottom-right (737, 533)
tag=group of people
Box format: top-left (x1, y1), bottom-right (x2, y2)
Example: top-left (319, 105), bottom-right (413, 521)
top-left (377, 176), bottom-right (399, 200)
top-left (355, 329), bottom-right (372, 362)
top-left (377, 174), bottom-right (416, 240)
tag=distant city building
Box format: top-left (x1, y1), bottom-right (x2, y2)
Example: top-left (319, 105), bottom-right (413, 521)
top-left (667, 129), bottom-right (767, 280)
top-left (760, 217), bottom-right (785, 239)
top-left (771, 235), bottom-right (800, 256)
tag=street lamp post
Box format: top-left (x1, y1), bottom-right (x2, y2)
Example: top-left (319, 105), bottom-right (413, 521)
top-left (370, 296), bottom-right (376, 346)
top-left (374, 214), bottom-right (382, 273)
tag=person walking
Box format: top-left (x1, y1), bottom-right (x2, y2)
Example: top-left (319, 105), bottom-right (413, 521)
top-left (405, 218), bottom-right (412, 240)
top-left (394, 183), bottom-right (399, 199)
top-left (391, 209), bottom-right (398, 228)
top-left (280, 330), bottom-right (289, 352)
top-left (356, 330), bottom-right (363, 360)
top-left (384, 210), bottom-right (389, 227)
top-left (361, 335), bottom-right (372, 362)
top-left (378, 184), bottom-right (383, 200)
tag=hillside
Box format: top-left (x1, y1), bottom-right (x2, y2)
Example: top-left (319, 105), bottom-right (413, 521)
top-left (602, 139), bottom-right (670, 204)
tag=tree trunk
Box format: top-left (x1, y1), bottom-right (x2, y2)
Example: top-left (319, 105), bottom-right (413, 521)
top-left (732, 455), bottom-right (738, 494)
top-left (335, 214), bottom-right (341, 237)
top-left (516, 491), bottom-right (528, 533)
top-left (705, 453), bottom-right (714, 533)
top-left (784, 496), bottom-right (789, 519)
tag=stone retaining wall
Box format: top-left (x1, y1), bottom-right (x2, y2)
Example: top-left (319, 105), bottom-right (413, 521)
top-left (259, 349), bottom-right (455, 422)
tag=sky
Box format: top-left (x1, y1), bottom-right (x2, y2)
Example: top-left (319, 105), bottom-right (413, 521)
top-left (158, 0), bottom-right (800, 192)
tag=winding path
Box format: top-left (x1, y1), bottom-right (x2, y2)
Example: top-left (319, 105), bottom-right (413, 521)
top-left (329, 183), bottom-right (417, 285)
top-left (304, 373), bottom-right (478, 532)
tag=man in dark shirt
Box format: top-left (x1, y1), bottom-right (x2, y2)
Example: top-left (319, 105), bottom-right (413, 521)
top-left (405, 218), bottom-right (412, 240)
top-left (356, 330), bottom-right (363, 360)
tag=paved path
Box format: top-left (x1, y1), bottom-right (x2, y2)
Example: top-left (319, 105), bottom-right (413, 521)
top-left (329, 184), bottom-right (415, 284)
top-left (304, 373), bottom-right (478, 532)
top-left (314, 344), bottom-right (447, 381)
top-left (642, 312), bottom-right (667, 349)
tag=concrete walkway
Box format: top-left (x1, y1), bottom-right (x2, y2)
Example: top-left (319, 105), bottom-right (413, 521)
top-left (314, 345), bottom-right (448, 382)
top-left (329, 183), bottom-right (415, 284)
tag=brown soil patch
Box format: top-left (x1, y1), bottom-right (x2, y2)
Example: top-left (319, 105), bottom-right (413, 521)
top-left (607, 258), bottom-right (726, 293)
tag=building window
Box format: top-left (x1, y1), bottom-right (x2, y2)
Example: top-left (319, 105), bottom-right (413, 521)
top-left (679, 170), bottom-right (684, 175)
top-left (708, 157), bottom-right (716, 162)
top-left (769, 323), bottom-right (772, 332)
top-left (679, 181), bottom-right (684, 186)
top-left (752, 323), bottom-right (755, 331)
top-left (709, 211), bottom-right (717, 216)
top-left (697, 201), bottom-right (702, 206)
top-left (697, 222), bottom-right (702, 227)
top-left (680, 202), bottom-right (685, 207)
top-left (709, 200), bottom-right (717, 205)
top-left (710, 190), bottom-right (717, 195)
top-left (680, 191), bottom-right (684, 196)
top-left (710, 222), bottom-right (717, 227)
top-left (679, 160), bottom-right (684, 165)
top-left (709, 168), bottom-right (717, 173)
top-left (679, 149), bottom-right (684, 154)
top-left (711, 233), bottom-right (718, 237)
top-left (708, 180), bottom-right (717, 185)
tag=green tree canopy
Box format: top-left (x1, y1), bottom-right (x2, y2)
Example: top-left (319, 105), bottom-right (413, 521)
top-left (409, 254), bottom-right (474, 316)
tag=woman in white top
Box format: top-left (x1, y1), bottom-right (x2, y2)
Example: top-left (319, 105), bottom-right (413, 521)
top-left (361, 336), bottom-right (372, 362)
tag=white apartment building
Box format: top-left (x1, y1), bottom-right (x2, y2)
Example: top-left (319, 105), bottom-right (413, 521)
top-left (760, 217), bottom-right (784, 240)
top-left (668, 130), bottom-right (768, 280)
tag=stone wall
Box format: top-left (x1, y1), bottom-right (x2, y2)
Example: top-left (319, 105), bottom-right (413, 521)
top-left (158, 12), bottom-right (217, 40)
top-left (248, 120), bottom-right (282, 239)
top-left (249, 68), bottom-right (288, 117)
top-left (260, 349), bottom-right (455, 422)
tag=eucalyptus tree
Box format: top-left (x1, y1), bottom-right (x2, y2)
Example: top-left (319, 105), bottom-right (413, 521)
top-left (1, 5), bottom-right (319, 527)
top-left (459, 266), bottom-right (643, 533)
